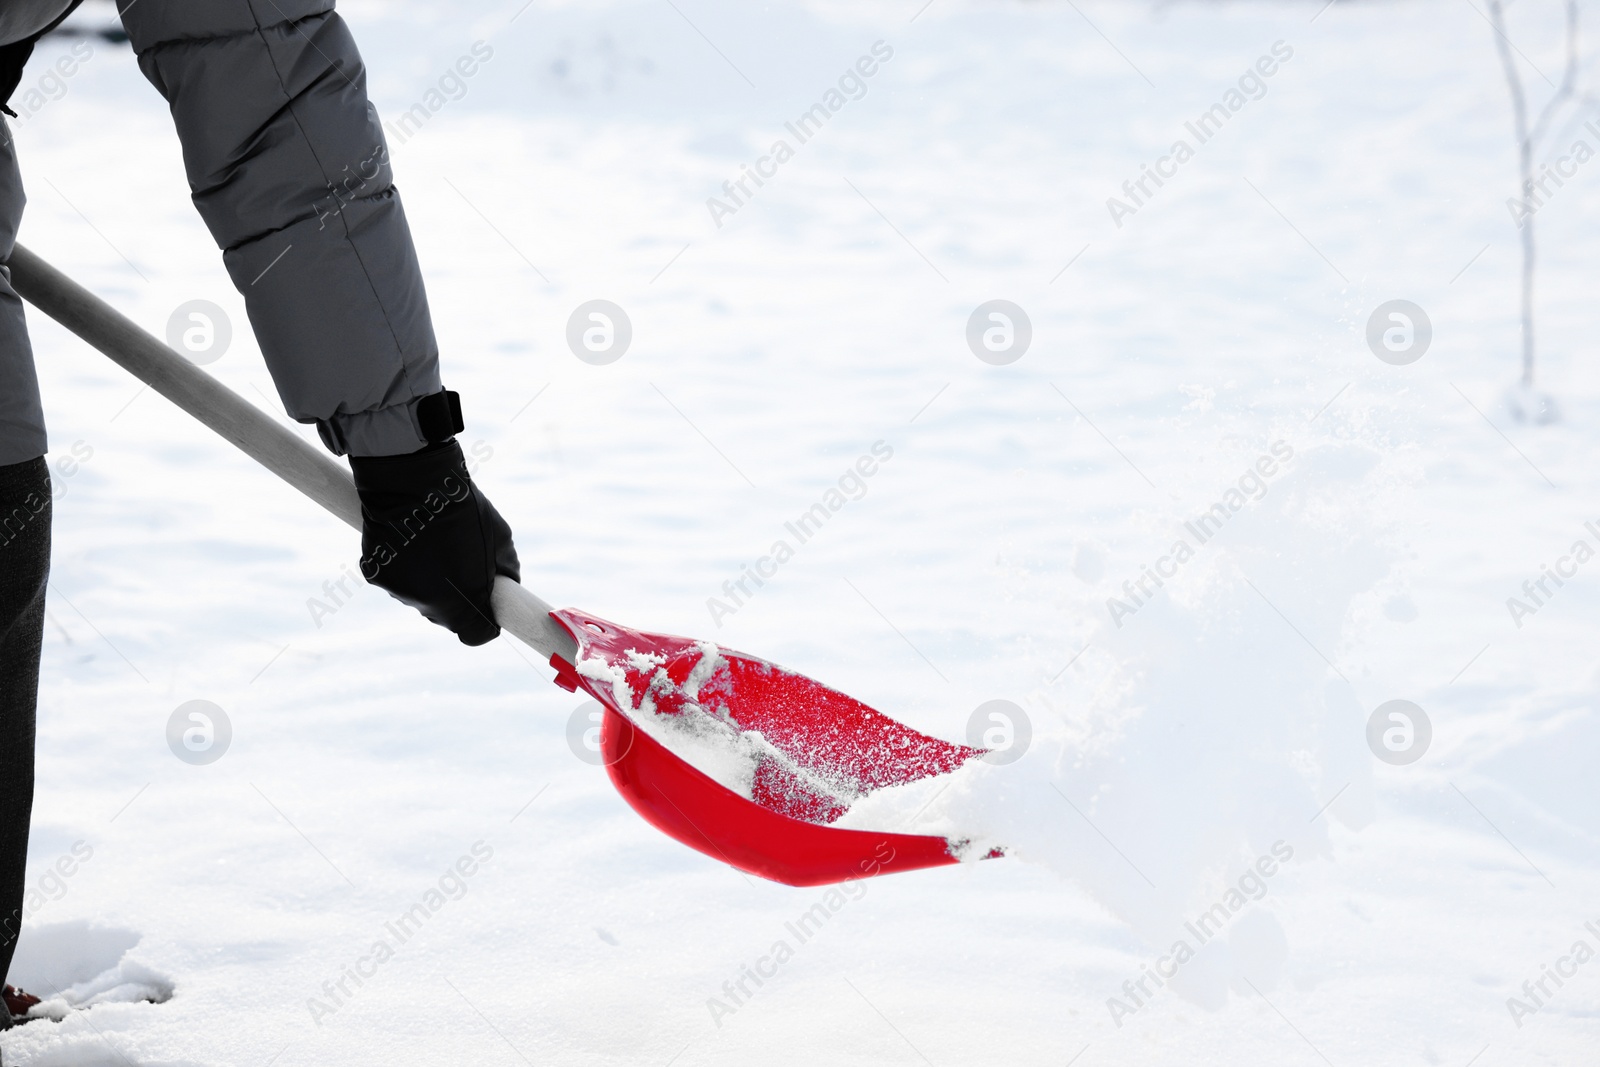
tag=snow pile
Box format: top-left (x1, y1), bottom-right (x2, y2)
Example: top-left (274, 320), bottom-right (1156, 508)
top-left (7, 920), bottom-right (173, 1021)
top-left (840, 438), bottom-right (1402, 1008)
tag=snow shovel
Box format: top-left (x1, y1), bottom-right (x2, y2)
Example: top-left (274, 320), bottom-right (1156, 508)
top-left (8, 243), bottom-right (995, 887)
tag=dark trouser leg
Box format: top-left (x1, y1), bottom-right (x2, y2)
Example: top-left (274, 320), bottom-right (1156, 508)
top-left (0, 101), bottom-right (44, 1008)
top-left (0, 456), bottom-right (48, 1001)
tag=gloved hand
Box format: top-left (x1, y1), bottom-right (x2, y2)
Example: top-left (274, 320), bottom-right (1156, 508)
top-left (349, 439), bottom-right (519, 646)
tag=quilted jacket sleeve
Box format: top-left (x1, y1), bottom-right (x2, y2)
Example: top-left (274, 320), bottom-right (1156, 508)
top-left (119, 0), bottom-right (443, 456)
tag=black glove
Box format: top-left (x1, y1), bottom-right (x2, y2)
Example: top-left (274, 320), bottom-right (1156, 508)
top-left (349, 439), bottom-right (519, 646)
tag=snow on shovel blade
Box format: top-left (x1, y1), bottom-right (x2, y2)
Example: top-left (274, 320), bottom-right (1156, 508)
top-left (547, 609), bottom-right (994, 887)
top-left (3, 247), bottom-right (998, 889)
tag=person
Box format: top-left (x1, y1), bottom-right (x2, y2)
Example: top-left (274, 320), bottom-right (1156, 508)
top-left (0, 0), bottom-right (520, 1039)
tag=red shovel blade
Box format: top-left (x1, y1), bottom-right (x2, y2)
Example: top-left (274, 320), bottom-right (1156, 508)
top-left (547, 608), bottom-right (990, 887)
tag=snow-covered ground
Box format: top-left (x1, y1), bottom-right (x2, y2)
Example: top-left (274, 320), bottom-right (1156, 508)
top-left (4, 0), bottom-right (1600, 1063)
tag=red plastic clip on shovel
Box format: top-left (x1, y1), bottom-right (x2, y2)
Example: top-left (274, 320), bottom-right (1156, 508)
top-left (9, 244), bottom-right (994, 886)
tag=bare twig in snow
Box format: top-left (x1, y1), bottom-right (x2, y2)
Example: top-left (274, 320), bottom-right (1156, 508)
top-left (1488, 0), bottom-right (1580, 388)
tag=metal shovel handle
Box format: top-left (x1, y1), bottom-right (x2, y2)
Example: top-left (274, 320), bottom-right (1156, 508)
top-left (7, 242), bottom-right (576, 663)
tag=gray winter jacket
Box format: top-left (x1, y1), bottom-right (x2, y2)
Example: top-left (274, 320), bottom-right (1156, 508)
top-left (0, 0), bottom-right (443, 465)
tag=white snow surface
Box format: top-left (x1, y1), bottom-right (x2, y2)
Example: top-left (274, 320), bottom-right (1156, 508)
top-left (5, 0), bottom-right (1600, 1064)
